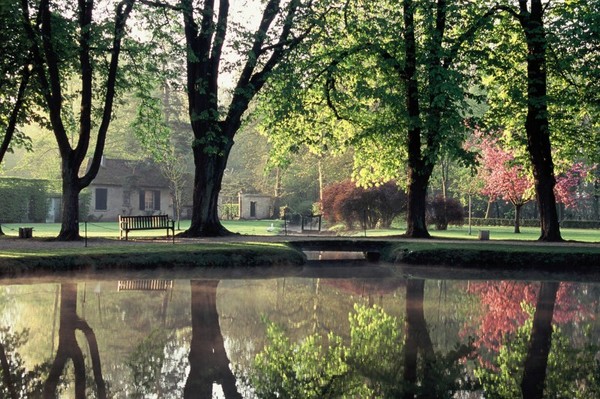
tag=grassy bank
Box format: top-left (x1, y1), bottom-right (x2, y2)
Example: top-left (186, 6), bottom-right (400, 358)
top-left (0, 241), bottom-right (305, 277)
top-left (381, 241), bottom-right (600, 270)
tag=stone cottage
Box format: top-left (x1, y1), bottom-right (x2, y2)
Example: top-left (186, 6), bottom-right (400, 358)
top-left (238, 193), bottom-right (272, 219)
top-left (87, 158), bottom-right (173, 221)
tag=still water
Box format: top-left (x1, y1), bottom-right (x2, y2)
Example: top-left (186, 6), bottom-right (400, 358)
top-left (0, 257), bottom-right (599, 398)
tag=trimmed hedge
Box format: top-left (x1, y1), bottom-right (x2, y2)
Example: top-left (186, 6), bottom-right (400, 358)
top-left (469, 218), bottom-right (599, 229)
top-left (468, 218), bottom-right (540, 227)
top-left (560, 220), bottom-right (600, 229)
top-left (0, 178), bottom-right (51, 223)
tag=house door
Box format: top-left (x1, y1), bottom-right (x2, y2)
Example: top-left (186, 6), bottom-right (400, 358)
top-left (250, 201), bottom-right (257, 218)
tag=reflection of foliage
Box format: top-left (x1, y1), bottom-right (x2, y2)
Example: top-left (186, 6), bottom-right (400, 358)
top-left (466, 281), bottom-right (590, 353)
top-left (0, 327), bottom-right (48, 398)
top-left (126, 329), bottom-right (171, 398)
top-left (250, 304), bottom-right (473, 398)
top-left (475, 304), bottom-right (600, 399)
top-left (251, 319), bottom-right (363, 399)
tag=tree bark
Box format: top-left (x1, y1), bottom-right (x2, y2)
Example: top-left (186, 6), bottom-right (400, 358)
top-left (182, 141), bottom-right (233, 236)
top-left (519, 0), bottom-right (562, 241)
top-left (57, 165), bottom-right (82, 241)
top-left (403, 0), bottom-right (432, 239)
top-left (406, 170), bottom-right (431, 238)
top-left (514, 203), bottom-right (522, 234)
top-left (520, 281), bottom-right (559, 399)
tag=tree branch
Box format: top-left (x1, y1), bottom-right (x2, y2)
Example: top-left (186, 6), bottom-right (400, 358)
top-left (0, 61), bottom-right (31, 165)
top-left (80, 0), bottom-right (135, 188)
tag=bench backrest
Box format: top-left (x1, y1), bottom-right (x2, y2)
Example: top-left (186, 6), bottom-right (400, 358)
top-left (120, 214), bottom-right (170, 229)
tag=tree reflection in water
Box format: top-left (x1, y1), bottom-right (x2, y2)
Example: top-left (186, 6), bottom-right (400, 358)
top-left (521, 281), bottom-right (559, 399)
top-left (185, 280), bottom-right (241, 398)
top-left (44, 283), bottom-right (106, 399)
top-left (0, 276), bottom-right (599, 398)
top-left (250, 278), bottom-right (473, 398)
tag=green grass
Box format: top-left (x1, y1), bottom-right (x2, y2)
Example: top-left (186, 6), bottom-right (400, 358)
top-left (354, 225), bottom-right (599, 243)
top-left (0, 241), bottom-right (305, 275)
top-left (380, 240), bottom-right (600, 270)
top-left (0, 219), bottom-right (284, 239)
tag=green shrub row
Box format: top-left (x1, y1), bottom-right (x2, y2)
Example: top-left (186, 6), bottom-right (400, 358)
top-left (468, 218), bottom-right (541, 227)
top-left (0, 178), bottom-right (52, 223)
top-left (560, 220), bottom-right (600, 229)
top-left (468, 217), bottom-right (599, 229)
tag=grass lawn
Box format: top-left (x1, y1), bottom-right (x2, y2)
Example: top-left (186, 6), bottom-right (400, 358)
top-left (358, 225), bottom-right (600, 243)
top-left (0, 240), bottom-right (305, 274)
top-left (0, 219), bottom-right (285, 239)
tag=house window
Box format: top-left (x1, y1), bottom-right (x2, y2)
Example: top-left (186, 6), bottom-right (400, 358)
top-left (139, 190), bottom-right (161, 211)
top-left (95, 188), bottom-right (108, 211)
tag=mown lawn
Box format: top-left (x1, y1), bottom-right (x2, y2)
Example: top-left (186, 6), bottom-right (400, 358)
top-left (0, 219), bottom-right (284, 239)
top-left (0, 241), bottom-right (305, 275)
top-left (358, 224), bottom-right (599, 243)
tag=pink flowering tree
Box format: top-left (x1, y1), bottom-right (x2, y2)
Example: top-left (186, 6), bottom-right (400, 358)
top-left (478, 135), bottom-right (534, 233)
top-left (554, 163), bottom-right (588, 209)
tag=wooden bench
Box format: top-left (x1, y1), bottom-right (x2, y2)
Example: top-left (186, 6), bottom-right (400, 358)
top-left (119, 214), bottom-right (175, 241)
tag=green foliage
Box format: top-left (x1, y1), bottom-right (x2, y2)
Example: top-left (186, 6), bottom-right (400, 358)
top-left (0, 178), bottom-right (50, 223)
top-left (250, 304), bottom-right (473, 399)
top-left (475, 304), bottom-right (600, 399)
top-left (427, 196), bottom-right (465, 230)
top-left (126, 329), bottom-right (171, 398)
top-left (322, 180), bottom-right (407, 229)
top-left (251, 319), bottom-right (361, 399)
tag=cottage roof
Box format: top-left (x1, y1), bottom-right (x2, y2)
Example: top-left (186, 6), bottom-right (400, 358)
top-left (88, 158), bottom-right (170, 189)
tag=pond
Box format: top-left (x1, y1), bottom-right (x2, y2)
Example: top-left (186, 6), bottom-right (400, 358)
top-left (0, 256), bottom-right (599, 398)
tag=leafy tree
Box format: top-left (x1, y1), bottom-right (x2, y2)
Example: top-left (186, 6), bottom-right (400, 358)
top-left (321, 180), bottom-right (406, 230)
top-left (159, 0), bottom-right (319, 237)
top-left (466, 281), bottom-right (590, 355)
top-left (478, 133), bottom-right (534, 233)
top-left (258, 0), bottom-right (501, 238)
top-left (479, 0), bottom-right (600, 241)
top-left (427, 196), bottom-right (464, 231)
top-left (250, 288), bottom-right (474, 398)
top-left (0, 0), bottom-right (35, 236)
top-left (20, 0), bottom-right (136, 240)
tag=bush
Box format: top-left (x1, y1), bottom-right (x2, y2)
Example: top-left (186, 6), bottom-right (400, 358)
top-left (427, 196), bottom-right (465, 230)
top-left (322, 180), bottom-right (407, 230)
top-left (0, 178), bottom-right (51, 223)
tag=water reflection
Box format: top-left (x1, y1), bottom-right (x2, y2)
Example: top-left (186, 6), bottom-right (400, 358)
top-left (185, 280), bottom-right (241, 398)
top-left (0, 268), bottom-right (598, 398)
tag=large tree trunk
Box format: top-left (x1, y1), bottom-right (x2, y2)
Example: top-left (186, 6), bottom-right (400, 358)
top-left (403, 0), bottom-right (431, 239)
top-left (406, 170), bottom-right (431, 238)
top-left (57, 166), bottom-right (82, 241)
top-left (520, 281), bottom-right (559, 399)
top-left (182, 137), bottom-right (233, 237)
top-left (520, 0), bottom-right (562, 242)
